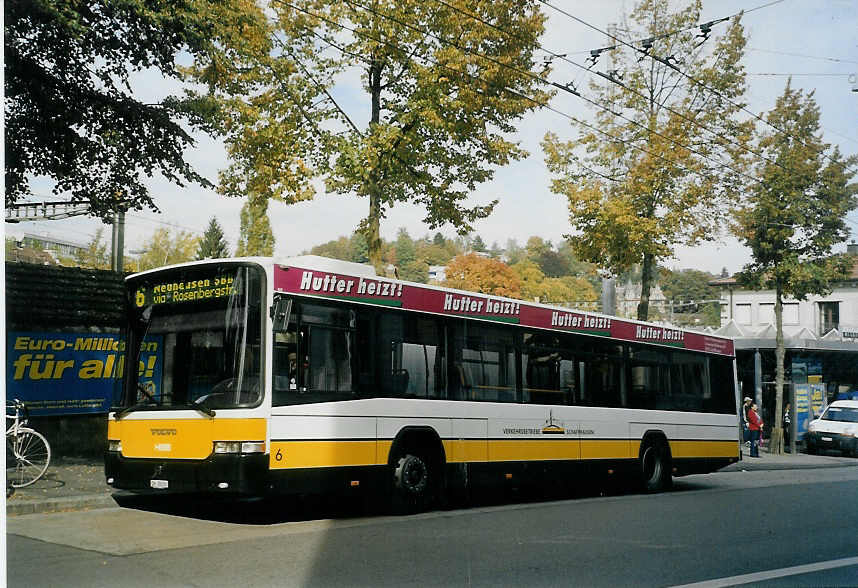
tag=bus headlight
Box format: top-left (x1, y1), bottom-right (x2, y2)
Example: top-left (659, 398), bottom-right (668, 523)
top-left (240, 441), bottom-right (266, 453)
top-left (213, 441), bottom-right (265, 454)
top-left (108, 440), bottom-right (122, 453)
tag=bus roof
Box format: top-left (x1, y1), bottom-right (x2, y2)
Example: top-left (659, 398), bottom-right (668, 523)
top-left (274, 260), bottom-right (734, 357)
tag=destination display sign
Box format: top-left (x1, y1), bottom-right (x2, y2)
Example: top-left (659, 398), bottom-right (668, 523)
top-left (135, 274), bottom-right (236, 307)
top-left (274, 266), bottom-right (734, 356)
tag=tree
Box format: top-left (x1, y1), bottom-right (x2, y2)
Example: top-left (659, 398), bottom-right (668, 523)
top-left (190, 0), bottom-right (551, 267)
top-left (504, 239), bottom-right (526, 265)
top-left (659, 268), bottom-right (718, 311)
top-left (393, 228), bottom-right (417, 268)
top-left (511, 259), bottom-right (546, 300)
top-left (542, 276), bottom-right (598, 308)
top-left (135, 228), bottom-right (200, 271)
top-left (196, 217), bottom-right (231, 259)
top-left (512, 259), bottom-right (598, 306)
top-left (470, 235), bottom-right (487, 253)
top-left (443, 253), bottom-right (520, 298)
top-left (733, 82), bottom-right (858, 454)
top-left (75, 228), bottom-right (110, 269)
top-left (235, 194), bottom-right (275, 256)
top-left (543, 0), bottom-right (751, 321)
top-left (4, 0), bottom-right (268, 218)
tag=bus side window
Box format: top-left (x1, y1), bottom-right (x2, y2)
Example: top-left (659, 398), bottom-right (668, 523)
top-left (272, 321), bottom-right (298, 406)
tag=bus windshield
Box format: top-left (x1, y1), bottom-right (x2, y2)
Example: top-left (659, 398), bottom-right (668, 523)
top-left (123, 263), bottom-right (265, 411)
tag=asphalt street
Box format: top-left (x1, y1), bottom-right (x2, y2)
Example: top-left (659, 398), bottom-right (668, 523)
top-left (6, 460), bottom-right (858, 587)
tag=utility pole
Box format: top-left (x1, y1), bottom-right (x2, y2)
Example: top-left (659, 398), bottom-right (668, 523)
top-left (110, 210), bottom-right (125, 272)
top-left (600, 274), bottom-right (616, 315)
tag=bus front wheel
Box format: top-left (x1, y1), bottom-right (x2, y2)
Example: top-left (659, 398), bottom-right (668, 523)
top-left (639, 439), bottom-right (672, 493)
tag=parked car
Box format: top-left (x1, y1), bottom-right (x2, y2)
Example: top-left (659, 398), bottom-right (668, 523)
top-left (805, 400), bottom-right (858, 457)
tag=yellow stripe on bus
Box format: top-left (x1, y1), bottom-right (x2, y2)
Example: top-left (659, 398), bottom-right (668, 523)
top-left (669, 440), bottom-right (739, 459)
top-left (270, 440), bottom-right (378, 469)
top-left (581, 439), bottom-right (636, 460)
top-left (112, 418), bottom-right (266, 460)
top-left (265, 438), bottom-right (736, 469)
top-left (489, 440), bottom-right (581, 462)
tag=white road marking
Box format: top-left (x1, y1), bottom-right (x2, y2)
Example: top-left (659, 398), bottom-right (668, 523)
top-left (670, 556), bottom-right (858, 588)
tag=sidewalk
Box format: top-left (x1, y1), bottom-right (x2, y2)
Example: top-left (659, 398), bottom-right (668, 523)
top-left (6, 449), bottom-right (858, 516)
top-left (724, 444), bottom-right (858, 472)
top-left (6, 457), bottom-right (116, 516)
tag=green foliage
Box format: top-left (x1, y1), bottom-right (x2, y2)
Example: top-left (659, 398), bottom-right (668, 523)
top-left (135, 228), bottom-right (200, 271)
top-left (4, 0), bottom-right (268, 218)
top-left (733, 81), bottom-right (857, 454)
top-left (235, 194), bottom-right (275, 256)
top-left (196, 217), bottom-right (231, 259)
top-left (658, 267), bottom-right (720, 327)
top-left (75, 228), bottom-right (111, 270)
top-left (190, 0), bottom-right (551, 265)
top-left (543, 0), bottom-right (752, 321)
top-left (510, 259), bottom-right (598, 308)
top-left (307, 230), bottom-right (599, 299)
top-left (659, 268), bottom-right (718, 310)
top-left (394, 228), bottom-right (417, 268)
top-left (400, 259), bottom-right (429, 283)
top-left (734, 82), bottom-right (858, 299)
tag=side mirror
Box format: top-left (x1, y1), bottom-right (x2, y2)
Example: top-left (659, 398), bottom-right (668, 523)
top-left (271, 297), bottom-right (292, 333)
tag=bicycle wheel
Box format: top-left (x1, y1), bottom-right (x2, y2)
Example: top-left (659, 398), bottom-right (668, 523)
top-left (7, 428), bottom-right (51, 488)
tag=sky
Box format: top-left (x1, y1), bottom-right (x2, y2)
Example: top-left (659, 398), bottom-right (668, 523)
top-left (6, 0), bottom-right (858, 275)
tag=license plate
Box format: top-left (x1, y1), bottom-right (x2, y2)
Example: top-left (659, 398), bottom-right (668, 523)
top-left (821, 436), bottom-right (833, 442)
top-left (150, 479), bottom-right (169, 489)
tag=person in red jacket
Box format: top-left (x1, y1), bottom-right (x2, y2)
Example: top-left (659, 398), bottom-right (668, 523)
top-left (748, 402), bottom-right (764, 457)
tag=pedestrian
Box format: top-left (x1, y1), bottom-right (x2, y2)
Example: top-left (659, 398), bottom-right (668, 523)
top-left (748, 402), bottom-right (763, 457)
top-left (742, 397), bottom-right (752, 444)
top-left (783, 402), bottom-right (791, 452)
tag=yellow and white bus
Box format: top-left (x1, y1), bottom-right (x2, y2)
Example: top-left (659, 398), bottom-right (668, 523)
top-left (106, 256), bottom-right (740, 510)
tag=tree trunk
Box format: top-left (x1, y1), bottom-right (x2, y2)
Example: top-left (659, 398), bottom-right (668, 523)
top-left (771, 284), bottom-right (786, 455)
top-left (636, 253), bottom-right (655, 321)
top-left (367, 195), bottom-right (382, 270)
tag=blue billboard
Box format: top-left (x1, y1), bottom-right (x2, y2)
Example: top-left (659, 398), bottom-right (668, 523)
top-left (6, 332), bottom-right (162, 416)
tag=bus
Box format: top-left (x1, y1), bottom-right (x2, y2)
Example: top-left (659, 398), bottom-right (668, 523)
top-left (105, 256), bottom-right (740, 510)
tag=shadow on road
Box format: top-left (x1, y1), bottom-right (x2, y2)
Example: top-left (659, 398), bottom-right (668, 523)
top-left (110, 473), bottom-right (707, 525)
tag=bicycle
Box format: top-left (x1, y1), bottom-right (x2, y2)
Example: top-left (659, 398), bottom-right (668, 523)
top-left (6, 399), bottom-right (51, 489)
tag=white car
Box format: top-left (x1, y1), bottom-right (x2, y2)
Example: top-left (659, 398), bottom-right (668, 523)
top-left (805, 400), bottom-right (858, 457)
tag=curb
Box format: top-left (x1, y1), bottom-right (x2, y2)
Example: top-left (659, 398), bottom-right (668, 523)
top-left (6, 493), bottom-right (117, 517)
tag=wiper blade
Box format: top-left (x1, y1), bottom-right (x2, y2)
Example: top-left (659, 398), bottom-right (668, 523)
top-left (114, 403), bottom-right (148, 420)
top-left (115, 382), bottom-right (160, 419)
top-left (189, 398), bottom-right (216, 418)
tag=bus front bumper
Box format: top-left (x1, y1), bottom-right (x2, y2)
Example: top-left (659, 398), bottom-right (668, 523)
top-left (104, 452), bottom-right (269, 495)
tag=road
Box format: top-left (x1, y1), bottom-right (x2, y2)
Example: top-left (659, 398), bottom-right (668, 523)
top-left (7, 465), bottom-right (858, 587)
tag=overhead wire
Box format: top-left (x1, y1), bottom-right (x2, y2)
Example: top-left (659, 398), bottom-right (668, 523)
top-left (573, 0), bottom-right (787, 58)
top-left (536, 0), bottom-right (858, 176)
top-left (306, 0), bottom-right (779, 191)
top-left (271, 0), bottom-right (626, 184)
top-left (746, 47), bottom-right (858, 66)
top-left (426, 0), bottom-right (795, 183)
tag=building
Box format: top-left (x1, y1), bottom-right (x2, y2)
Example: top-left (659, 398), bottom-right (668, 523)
top-left (710, 246), bottom-right (858, 440)
top-left (8, 231), bottom-right (87, 261)
top-left (428, 265), bottom-right (447, 283)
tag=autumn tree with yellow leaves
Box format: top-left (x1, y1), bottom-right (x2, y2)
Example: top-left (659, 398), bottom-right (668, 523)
top-left (443, 253), bottom-right (521, 298)
top-left (543, 0), bottom-right (752, 321)
top-left (188, 0), bottom-right (551, 269)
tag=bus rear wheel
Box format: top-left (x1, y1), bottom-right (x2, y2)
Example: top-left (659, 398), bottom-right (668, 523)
top-left (392, 453), bottom-right (434, 513)
top-left (639, 439), bottom-right (672, 493)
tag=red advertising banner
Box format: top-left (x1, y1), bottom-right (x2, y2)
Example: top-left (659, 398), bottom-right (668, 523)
top-left (275, 266), bottom-right (734, 356)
